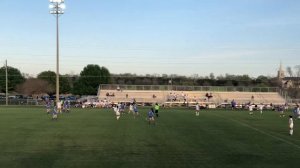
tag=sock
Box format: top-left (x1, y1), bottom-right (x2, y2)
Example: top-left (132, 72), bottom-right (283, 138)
top-left (290, 129), bottom-right (293, 135)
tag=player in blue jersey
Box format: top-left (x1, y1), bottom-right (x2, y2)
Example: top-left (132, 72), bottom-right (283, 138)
top-left (52, 106), bottom-right (58, 120)
top-left (133, 103), bottom-right (139, 119)
top-left (147, 108), bottom-right (155, 125)
top-left (64, 100), bottom-right (71, 113)
top-left (279, 105), bottom-right (285, 117)
top-left (45, 100), bottom-right (51, 114)
top-left (120, 102), bottom-right (125, 114)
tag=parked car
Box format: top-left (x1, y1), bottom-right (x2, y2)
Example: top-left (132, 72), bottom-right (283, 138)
top-left (66, 96), bottom-right (77, 102)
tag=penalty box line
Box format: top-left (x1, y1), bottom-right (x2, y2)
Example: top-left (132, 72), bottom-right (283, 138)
top-left (209, 112), bottom-right (300, 150)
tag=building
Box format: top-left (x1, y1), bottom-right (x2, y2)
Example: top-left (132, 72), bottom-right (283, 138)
top-left (278, 62), bottom-right (300, 88)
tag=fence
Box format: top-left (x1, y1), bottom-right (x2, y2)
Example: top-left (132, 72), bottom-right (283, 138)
top-left (99, 84), bottom-right (279, 92)
top-left (286, 99), bottom-right (300, 104)
top-left (0, 99), bottom-right (40, 106)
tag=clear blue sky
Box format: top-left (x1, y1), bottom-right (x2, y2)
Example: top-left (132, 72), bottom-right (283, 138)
top-left (1, 0), bottom-right (300, 77)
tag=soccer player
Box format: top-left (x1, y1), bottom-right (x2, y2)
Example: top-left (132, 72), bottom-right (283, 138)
top-left (133, 103), bottom-right (139, 118)
top-left (65, 100), bottom-right (71, 113)
top-left (128, 103), bottom-right (134, 114)
top-left (289, 115), bottom-right (294, 136)
top-left (258, 103), bottom-right (264, 114)
top-left (195, 103), bottom-right (200, 116)
top-left (52, 106), bottom-right (58, 120)
top-left (249, 104), bottom-right (253, 115)
top-left (45, 100), bottom-right (51, 114)
top-left (284, 103), bottom-right (289, 111)
top-left (296, 105), bottom-right (300, 119)
top-left (293, 106), bottom-right (298, 118)
top-left (279, 105), bottom-right (285, 117)
top-left (62, 100), bottom-right (67, 113)
top-left (148, 108), bottom-right (155, 125)
top-left (57, 101), bottom-right (62, 114)
top-left (120, 102), bottom-right (125, 114)
top-left (231, 99), bottom-right (236, 110)
top-left (154, 103), bottom-right (160, 117)
top-left (113, 105), bottom-right (120, 120)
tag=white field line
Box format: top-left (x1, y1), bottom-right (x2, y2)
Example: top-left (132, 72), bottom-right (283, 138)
top-left (210, 112), bottom-right (300, 149)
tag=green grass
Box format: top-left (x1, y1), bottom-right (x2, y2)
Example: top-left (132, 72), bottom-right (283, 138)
top-left (0, 106), bottom-right (300, 168)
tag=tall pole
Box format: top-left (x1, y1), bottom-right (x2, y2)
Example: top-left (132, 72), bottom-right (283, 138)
top-left (5, 60), bottom-right (8, 106)
top-left (56, 13), bottom-right (60, 104)
top-left (49, 0), bottom-right (65, 105)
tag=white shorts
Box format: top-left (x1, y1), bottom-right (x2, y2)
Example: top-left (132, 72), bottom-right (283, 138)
top-left (289, 124), bottom-right (294, 129)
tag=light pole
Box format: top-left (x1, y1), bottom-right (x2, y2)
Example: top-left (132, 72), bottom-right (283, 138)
top-left (49, 0), bottom-right (65, 105)
top-left (5, 60), bottom-right (8, 106)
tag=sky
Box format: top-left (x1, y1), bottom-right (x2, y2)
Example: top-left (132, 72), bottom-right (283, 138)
top-left (0, 0), bottom-right (300, 77)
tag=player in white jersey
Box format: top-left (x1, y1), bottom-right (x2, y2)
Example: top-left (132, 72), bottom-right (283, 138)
top-left (289, 115), bottom-right (294, 136)
top-left (249, 105), bottom-right (253, 115)
top-left (258, 103), bottom-right (264, 114)
top-left (128, 103), bottom-right (134, 114)
top-left (296, 105), bottom-right (300, 119)
top-left (57, 101), bottom-right (62, 114)
top-left (195, 103), bottom-right (200, 116)
top-left (113, 105), bottom-right (120, 120)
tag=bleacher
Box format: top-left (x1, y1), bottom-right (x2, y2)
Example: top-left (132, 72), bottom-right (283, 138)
top-left (98, 85), bottom-right (286, 106)
top-left (216, 92), bottom-right (285, 105)
top-left (98, 90), bottom-right (166, 105)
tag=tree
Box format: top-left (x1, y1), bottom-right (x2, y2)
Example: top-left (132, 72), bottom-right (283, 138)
top-left (255, 75), bottom-right (270, 87)
top-left (285, 66), bottom-right (300, 87)
top-left (0, 66), bottom-right (25, 92)
top-left (16, 78), bottom-right (53, 96)
top-left (37, 71), bottom-right (50, 94)
top-left (287, 67), bottom-right (293, 77)
top-left (37, 71), bottom-right (71, 95)
top-left (209, 73), bottom-right (215, 80)
top-left (73, 65), bottom-right (111, 95)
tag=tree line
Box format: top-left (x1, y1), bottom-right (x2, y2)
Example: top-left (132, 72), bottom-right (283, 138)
top-left (0, 64), bottom-right (299, 98)
top-left (0, 64), bottom-right (110, 96)
top-left (111, 73), bottom-right (280, 87)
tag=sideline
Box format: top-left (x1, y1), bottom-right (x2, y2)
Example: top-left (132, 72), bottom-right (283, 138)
top-left (210, 112), bottom-right (300, 149)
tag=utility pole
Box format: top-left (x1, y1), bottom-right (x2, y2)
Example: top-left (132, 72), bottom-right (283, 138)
top-left (5, 60), bottom-right (8, 106)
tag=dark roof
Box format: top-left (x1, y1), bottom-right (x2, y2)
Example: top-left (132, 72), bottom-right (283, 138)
top-left (283, 77), bottom-right (300, 80)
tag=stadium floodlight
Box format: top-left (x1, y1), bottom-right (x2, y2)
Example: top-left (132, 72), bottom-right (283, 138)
top-left (59, 4), bottom-right (66, 9)
top-left (49, 0), bottom-right (66, 105)
top-left (50, 0), bottom-right (64, 3)
top-left (49, 0), bottom-right (65, 15)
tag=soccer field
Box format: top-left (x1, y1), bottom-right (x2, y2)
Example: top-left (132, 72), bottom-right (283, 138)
top-left (0, 107), bottom-right (300, 168)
